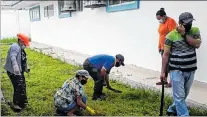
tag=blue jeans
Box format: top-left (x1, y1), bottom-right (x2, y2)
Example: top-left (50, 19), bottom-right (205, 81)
top-left (58, 96), bottom-right (87, 113)
top-left (167, 70), bottom-right (195, 116)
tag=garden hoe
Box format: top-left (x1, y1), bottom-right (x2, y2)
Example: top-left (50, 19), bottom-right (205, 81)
top-left (159, 80), bottom-right (165, 116)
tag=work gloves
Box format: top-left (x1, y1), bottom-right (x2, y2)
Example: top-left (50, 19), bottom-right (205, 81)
top-left (86, 106), bottom-right (96, 115)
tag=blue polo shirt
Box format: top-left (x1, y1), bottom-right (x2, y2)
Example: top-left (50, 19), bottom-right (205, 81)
top-left (88, 54), bottom-right (115, 73)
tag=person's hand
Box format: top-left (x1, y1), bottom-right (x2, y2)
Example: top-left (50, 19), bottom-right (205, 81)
top-left (106, 85), bottom-right (112, 90)
top-left (159, 49), bottom-right (164, 55)
top-left (100, 68), bottom-right (107, 77)
top-left (13, 65), bottom-right (20, 75)
top-left (24, 68), bottom-right (30, 77)
top-left (160, 72), bottom-right (167, 82)
top-left (159, 49), bottom-right (161, 53)
top-left (86, 106), bottom-right (96, 115)
top-left (176, 25), bottom-right (185, 35)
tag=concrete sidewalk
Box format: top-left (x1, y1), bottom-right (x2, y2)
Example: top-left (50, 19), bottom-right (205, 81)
top-left (30, 42), bottom-right (207, 108)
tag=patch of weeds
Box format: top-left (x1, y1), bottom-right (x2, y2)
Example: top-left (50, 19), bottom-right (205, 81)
top-left (0, 37), bottom-right (17, 45)
top-left (1, 102), bottom-right (10, 115)
top-left (189, 106), bottom-right (207, 116)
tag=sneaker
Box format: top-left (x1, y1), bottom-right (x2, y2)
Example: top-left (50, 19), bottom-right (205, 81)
top-left (101, 93), bottom-right (106, 96)
top-left (13, 104), bottom-right (22, 112)
top-left (166, 111), bottom-right (177, 116)
top-left (165, 83), bottom-right (172, 88)
top-left (19, 102), bottom-right (28, 109)
top-left (55, 109), bottom-right (67, 116)
top-left (100, 94), bottom-right (106, 99)
top-left (93, 97), bottom-right (106, 101)
top-left (92, 94), bottom-right (106, 101)
top-left (103, 81), bottom-right (107, 86)
top-left (74, 108), bottom-right (84, 116)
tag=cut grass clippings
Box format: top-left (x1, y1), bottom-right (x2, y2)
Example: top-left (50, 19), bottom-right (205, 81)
top-left (1, 39), bottom-right (207, 116)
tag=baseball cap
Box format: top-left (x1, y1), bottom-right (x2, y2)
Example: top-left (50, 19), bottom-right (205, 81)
top-left (76, 70), bottom-right (90, 78)
top-left (179, 12), bottom-right (195, 24)
top-left (116, 54), bottom-right (125, 66)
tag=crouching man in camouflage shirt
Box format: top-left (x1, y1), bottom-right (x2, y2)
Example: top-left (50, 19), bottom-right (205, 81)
top-left (54, 70), bottom-right (96, 116)
top-left (160, 12), bottom-right (201, 116)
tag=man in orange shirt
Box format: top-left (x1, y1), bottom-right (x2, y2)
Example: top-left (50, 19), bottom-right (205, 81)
top-left (156, 8), bottom-right (177, 88)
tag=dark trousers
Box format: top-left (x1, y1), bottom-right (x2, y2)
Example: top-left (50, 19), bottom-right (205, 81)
top-left (7, 71), bottom-right (28, 108)
top-left (83, 59), bottom-right (104, 96)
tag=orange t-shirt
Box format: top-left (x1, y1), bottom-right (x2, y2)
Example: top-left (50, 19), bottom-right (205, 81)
top-left (158, 17), bottom-right (177, 50)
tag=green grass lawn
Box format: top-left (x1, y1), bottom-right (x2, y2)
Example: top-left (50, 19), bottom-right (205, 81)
top-left (1, 39), bottom-right (207, 116)
top-left (0, 38), bottom-right (17, 44)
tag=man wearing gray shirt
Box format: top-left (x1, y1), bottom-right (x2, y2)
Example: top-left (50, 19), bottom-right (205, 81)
top-left (4, 33), bottom-right (30, 111)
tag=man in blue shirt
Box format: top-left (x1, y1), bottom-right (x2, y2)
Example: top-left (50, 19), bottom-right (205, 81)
top-left (83, 54), bottom-right (125, 100)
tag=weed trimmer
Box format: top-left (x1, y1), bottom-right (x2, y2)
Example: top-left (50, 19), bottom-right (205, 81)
top-left (159, 80), bottom-right (165, 116)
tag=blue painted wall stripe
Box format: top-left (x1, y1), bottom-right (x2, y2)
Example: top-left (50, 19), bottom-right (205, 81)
top-left (106, 0), bottom-right (140, 13)
top-left (58, 13), bottom-right (71, 19)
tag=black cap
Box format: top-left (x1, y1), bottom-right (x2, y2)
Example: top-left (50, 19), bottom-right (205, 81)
top-left (179, 12), bottom-right (195, 24)
top-left (116, 54), bottom-right (125, 66)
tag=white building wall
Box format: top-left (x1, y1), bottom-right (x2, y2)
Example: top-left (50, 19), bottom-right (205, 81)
top-left (30, 1), bottom-right (207, 83)
top-left (1, 10), bottom-right (31, 39)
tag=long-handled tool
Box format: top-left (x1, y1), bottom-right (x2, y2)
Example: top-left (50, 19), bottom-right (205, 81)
top-left (159, 80), bottom-right (165, 116)
top-left (104, 74), bottom-right (122, 93)
top-left (107, 87), bottom-right (122, 93)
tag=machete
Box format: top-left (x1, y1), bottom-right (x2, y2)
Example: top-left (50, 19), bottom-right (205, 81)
top-left (107, 87), bottom-right (122, 93)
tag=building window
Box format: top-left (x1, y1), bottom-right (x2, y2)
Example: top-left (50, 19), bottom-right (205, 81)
top-left (106, 0), bottom-right (140, 13)
top-left (58, 0), bottom-right (83, 18)
top-left (58, 0), bottom-right (72, 18)
top-left (44, 4), bottom-right (54, 18)
top-left (29, 6), bottom-right (41, 21)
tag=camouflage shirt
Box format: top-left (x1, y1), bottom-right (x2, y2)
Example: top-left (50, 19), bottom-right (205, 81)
top-left (54, 77), bottom-right (85, 109)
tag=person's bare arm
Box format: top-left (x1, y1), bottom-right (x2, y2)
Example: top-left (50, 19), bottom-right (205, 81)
top-left (100, 67), bottom-right (107, 76)
top-left (76, 96), bottom-right (96, 115)
top-left (160, 34), bottom-right (172, 81)
top-left (186, 35), bottom-right (201, 48)
top-left (76, 96), bottom-right (87, 109)
top-left (105, 74), bottom-right (111, 88)
top-left (161, 47), bottom-right (170, 74)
